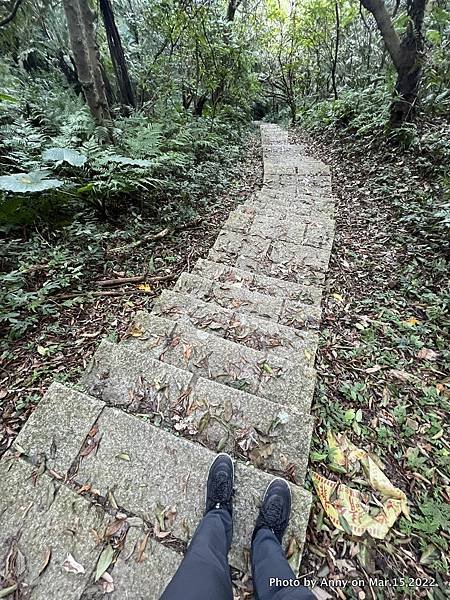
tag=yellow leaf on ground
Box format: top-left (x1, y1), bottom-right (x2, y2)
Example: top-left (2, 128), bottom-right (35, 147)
top-left (137, 283), bottom-right (152, 292)
top-left (312, 431), bottom-right (410, 539)
top-left (402, 317), bottom-right (420, 326)
top-left (129, 324), bottom-right (145, 337)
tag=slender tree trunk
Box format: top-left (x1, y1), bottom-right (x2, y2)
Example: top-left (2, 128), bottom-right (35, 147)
top-left (360, 0), bottom-right (428, 126)
top-left (99, 0), bottom-right (135, 107)
top-left (331, 0), bottom-right (340, 100)
top-left (62, 0), bottom-right (111, 125)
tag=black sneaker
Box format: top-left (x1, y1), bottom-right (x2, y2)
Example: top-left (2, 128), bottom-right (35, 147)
top-left (253, 478), bottom-right (291, 543)
top-left (205, 453), bottom-right (234, 516)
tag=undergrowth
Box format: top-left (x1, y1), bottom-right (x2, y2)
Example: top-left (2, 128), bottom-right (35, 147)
top-left (296, 88), bottom-right (450, 597)
top-left (0, 74), bottom-right (249, 340)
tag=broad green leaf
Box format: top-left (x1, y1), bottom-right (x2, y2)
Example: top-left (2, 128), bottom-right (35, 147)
top-left (42, 147), bottom-right (87, 167)
top-left (95, 545), bottom-right (114, 581)
top-left (0, 171), bottom-right (63, 193)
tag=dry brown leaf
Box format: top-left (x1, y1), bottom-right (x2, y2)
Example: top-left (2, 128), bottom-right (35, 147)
top-left (417, 347), bottom-right (438, 361)
top-left (101, 572), bottom-right (115, 593)
top-left (38, 547), bottom-right (52, 577)
top-left (183, 344), bottom-right (193, 361)
top-left (62, 553), bottom-right (85, 575)
top-left (136, 531), bottom-right (151, 562)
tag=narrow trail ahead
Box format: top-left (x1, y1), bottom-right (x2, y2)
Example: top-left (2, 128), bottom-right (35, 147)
top-left (0, 124), bottom-right (335, 599)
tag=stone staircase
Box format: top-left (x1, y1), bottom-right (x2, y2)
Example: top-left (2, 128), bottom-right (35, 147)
top-left (0, 124), bottom-right (334, 599)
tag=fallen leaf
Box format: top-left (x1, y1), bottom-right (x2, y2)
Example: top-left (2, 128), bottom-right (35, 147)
top-left (389, 369), bottom-right (417, 383)
top-left (183, 344), bottom-right (193, 361)
top-left (37, 345), bottom-right (47, 356)
top-left (62, 553), bottom-right (85, 575)
top-left (223, 399), bottom-right (233, 422)
top-left (0, 585), bottom-right (18, 598)
top-left (38, 547), bottom-right (52, 577)
top-left (137, 283), bottom-right (152, 292)
top-left (95, 545), bottom-right (114, 581)
top-left (332, 293), bottom-right (344, 302)
top-left (115, 452), bottom-right (131, 461)
top-left (101, 572), bottom-right (115, 593)
top-left (130, 324), bottom-right (145, 337)
top-left (137, 531), bottom-right (151, 562)
top-left (402, 317), bottom-right (420, 326)
top-left (417, 347), bottom-right (438, 361)
top-left (365, 365), bottom-right (382, 373)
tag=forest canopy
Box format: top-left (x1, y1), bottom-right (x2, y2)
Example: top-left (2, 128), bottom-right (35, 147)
top-left (0, 0), bottom-right (448, 335)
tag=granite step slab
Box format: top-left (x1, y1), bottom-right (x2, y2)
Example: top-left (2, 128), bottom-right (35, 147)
top-left (151, 289), bottom-right (318, 365)
top-left (248, 191), bottom-right (335, 214)
top-left (122, 312), bottom-right (316, 409)
top-left (81, 340), bottom-right (314, 482)
top-left (264, 159), bottom-right (330, 177)
top-left (0, 457), bottom-right (109, 600)
top-left (74, 404), bottom-right (312, 573)
top-left (264, 174), bottom-right (332, 196)
top-left (192, 258), bottom-right (322, 306)
top-left (109, 525), bottom-right (182, 600)
top-left (13, 382), bottom-right (105, 475)
top-left (223, 207), bottom-right (335, 251)
top-left (207, 230), bottom-right (329, 286)
top-left (260, 124), bottom-right (288, 144)
top-left (173, 272), bottom-right (321, 329)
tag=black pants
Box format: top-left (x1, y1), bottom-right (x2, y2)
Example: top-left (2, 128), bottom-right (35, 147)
top-left (160, 509), bottom-right (313, 600)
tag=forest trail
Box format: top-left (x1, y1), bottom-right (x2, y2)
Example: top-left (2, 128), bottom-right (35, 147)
top-left (0, 124), bottom-right (335, 598)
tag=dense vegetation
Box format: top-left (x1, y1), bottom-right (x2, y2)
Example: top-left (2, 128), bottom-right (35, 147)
top-left (1, 0), bottom-right (449, 596)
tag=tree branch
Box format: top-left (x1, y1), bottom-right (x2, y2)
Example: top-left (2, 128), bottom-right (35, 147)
top-left (0, 0), bottom-right (23, 27)
top-left (360, 0), bottom-right (403, 69)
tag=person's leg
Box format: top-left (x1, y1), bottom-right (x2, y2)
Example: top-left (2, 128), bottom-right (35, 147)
top-left (251, 479), bottom-right (314, 600)
top-left (251, 527), bottom-right (312, 600)
top-left (160, 508), bottom-right (233, 600)
top-left (160, 453), bottom-right (235, 600)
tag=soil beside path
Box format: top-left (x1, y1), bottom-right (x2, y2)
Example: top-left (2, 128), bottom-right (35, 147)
top-left (293, 127), bottom-right (449, 598)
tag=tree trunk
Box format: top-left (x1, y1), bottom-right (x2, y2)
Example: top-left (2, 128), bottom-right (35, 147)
top-left (331, 0), bottom-right (340, 100)
top-left (390, 0), bottom-right (426, 125)
top-left (360, 0), bottom-right (427, 126)
top-left (63, 0), bottom-right (111, 125)
top-left (99, 0), bottom-right (135, 107)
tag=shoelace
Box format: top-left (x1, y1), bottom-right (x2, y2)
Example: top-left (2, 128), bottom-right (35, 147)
top-left (211, 473), bottom-right (231, 504)
top-left (262, 500), bottom-right (285, 532)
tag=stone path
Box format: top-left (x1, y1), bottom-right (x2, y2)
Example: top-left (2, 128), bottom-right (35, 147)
top-left (0, 124), bottom-right (334, 599)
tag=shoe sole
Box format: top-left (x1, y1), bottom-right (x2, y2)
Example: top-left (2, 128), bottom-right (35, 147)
top-left (205, 452), bottom-right (235, 506)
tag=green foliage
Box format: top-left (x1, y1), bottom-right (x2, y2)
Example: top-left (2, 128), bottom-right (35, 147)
top-left (42, 147), bottom-right (87, 167)
top-left (0, 170), bottom-right (63, 193)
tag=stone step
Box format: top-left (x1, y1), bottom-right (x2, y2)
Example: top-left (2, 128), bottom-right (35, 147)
top-left (252, 188), bottom-right (335, 206)
top-left (13, 382), bottom-right (105, 475)
top-left (109, 522), bottom-right (182, 599)
top-left (0, 457), bottom-right (110, 600)
top-left (264, 158), bottom-right (330, 177)
top-left (192, 258), bottom-right (322, 306)
top-left (174, 272), bottom-right (321, 329)
top-left (8, 383), bottom-right (312, 576)
top-left (81, 340), bottom-right (314, 483)
top-left (245, 196), bottom-right (334, 220)
top-left (122, 312), bottom-right (316, 410)
top-left (151, 289), bottom-right (318, 366)
top-left (207, 229), bottom-right (329, 286)
top-left (75, 402), bottom-right (312, 573)
top-left (263, 174), bottom-right (332, 196)
top-left (223, 206), bottom-right (334, 251)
